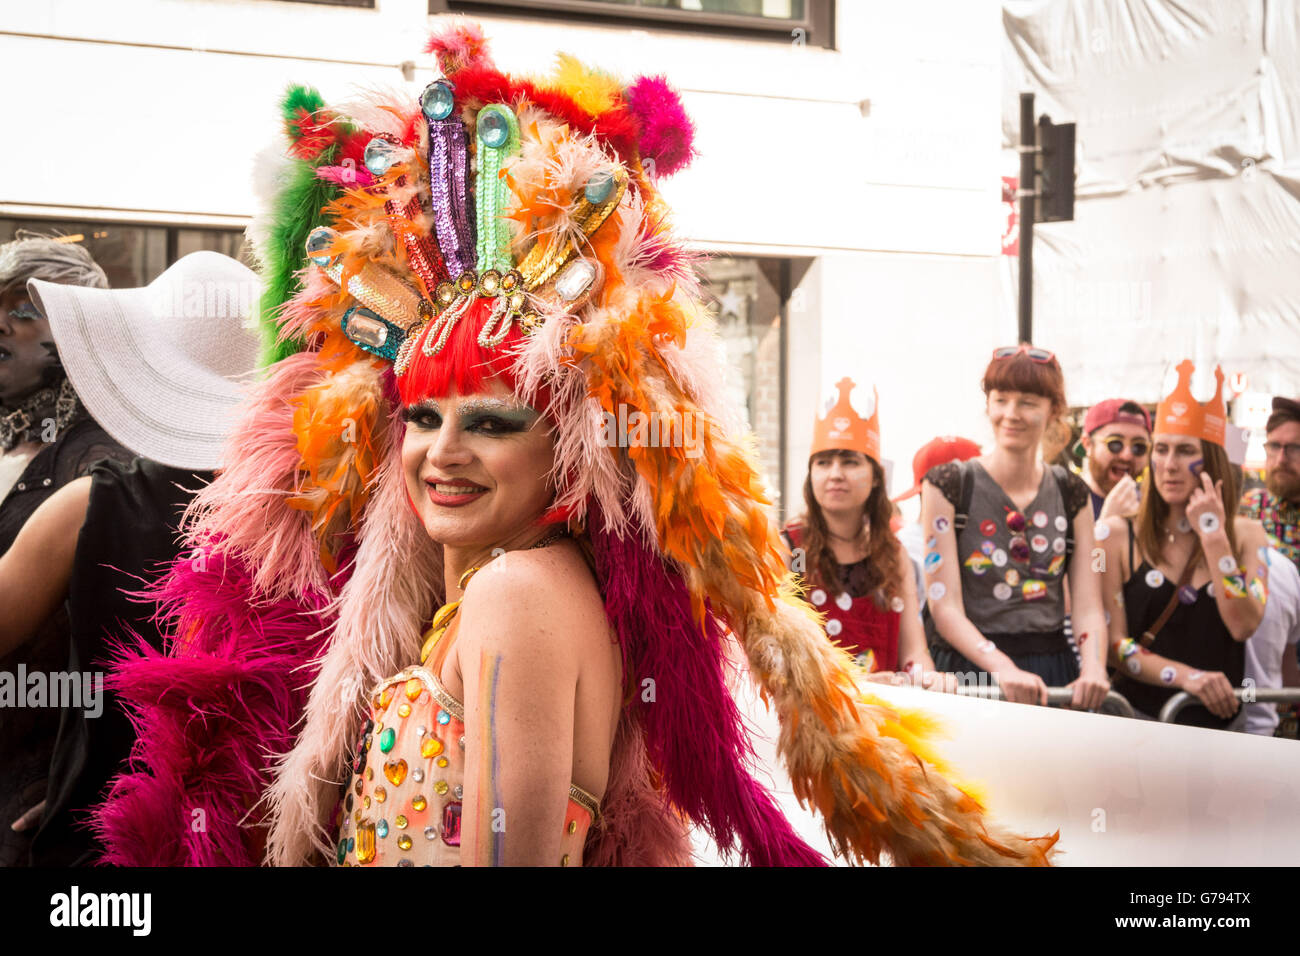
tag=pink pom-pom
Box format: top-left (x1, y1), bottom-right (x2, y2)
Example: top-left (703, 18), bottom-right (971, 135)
top-left (624, 75), bottom-right (697, 179)
top-left (424, 17), bottom-right (493, 76)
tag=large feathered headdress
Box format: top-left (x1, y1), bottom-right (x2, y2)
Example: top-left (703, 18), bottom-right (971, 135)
top-left (95, 20), bottom-right (1057, 868)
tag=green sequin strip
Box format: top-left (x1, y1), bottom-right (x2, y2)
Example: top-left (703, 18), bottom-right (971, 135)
top-left (474, 105), bottom-right (521, 275)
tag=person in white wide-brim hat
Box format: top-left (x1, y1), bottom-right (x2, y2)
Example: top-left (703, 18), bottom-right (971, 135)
top-left (0, 251), bottom-right (261, 866)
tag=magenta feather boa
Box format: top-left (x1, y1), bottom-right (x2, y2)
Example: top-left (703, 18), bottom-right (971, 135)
top-left (588, 505), bottom-right (825, 866)
top-left (91, 543), bottom-right (350, 866)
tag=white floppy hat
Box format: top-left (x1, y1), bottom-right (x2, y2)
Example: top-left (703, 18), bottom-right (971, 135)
top-left (28, 251), bottom-right (262, 471)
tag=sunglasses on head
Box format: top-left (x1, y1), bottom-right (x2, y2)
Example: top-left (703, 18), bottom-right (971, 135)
top-left (1104, 438), bottom-right (1149, 457)
top-left (992, 345), bottom-right (1055, 363)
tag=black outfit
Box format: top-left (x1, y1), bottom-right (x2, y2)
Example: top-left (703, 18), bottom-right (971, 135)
top-left (0, 416), bottom-right (129, 867)
top-left (28, 458), bottom-right (210, 866)
top-left (1110, 521), bottom-right (1245, 729)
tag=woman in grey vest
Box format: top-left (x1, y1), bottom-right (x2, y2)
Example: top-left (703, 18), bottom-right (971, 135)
top-left (919, 346), bottom-right (1110, 709)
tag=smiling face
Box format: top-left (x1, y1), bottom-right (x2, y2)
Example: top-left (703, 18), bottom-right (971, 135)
top-left (1150, 432), bottom-right (1203, 506)
top-left (0, 286), bottom-right (60, 405)
top-left (1084, 421), bottom-right (1151, 494)
top-left (986, 389), bottom-right (1054, 453)
top-left (401, 378), bottom-right (557, 550)
top-left (810, 449), bottom-right (874, 515)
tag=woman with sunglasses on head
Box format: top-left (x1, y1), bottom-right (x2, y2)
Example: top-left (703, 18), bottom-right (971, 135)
top-left (783, 379), bottom-right (949, 690)
top-left (920, 345), bottom-right (1110, 708)
top-left (1097, 362), bottom-right (1269, 729)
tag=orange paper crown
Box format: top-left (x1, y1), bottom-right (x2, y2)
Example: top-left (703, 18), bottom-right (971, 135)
top-left (1155, 359), bottom-right (1226, 447)
top-left (811, 377), bottom-right (881, 465)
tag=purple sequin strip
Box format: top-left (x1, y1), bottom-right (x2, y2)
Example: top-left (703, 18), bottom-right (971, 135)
top-left (428, 118), bottom-right (476, 279)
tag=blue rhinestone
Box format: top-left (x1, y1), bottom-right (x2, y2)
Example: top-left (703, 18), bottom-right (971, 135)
top-left (305, 227), bottom-right (337, 268)
top-left (584, 170), bottom-right (615, 204)
top-left (347, 837), bottom-right (355, 853)
top-left (477, 108), bottom-right (510, 149)
top-left (421, 81), bottom-right (455, 121)
top-left (377, 819), bottom-right (389, 838)
top-left (363, 137), bottom-right (399, 175)
top-left (437, 710), bottom-right (451, 725)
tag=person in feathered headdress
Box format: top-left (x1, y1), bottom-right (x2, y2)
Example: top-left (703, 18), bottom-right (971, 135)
top-left (93, 20), bottom-right (1060, 866)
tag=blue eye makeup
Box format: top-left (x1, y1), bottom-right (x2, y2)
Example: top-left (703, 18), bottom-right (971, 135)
top-left (401, 399), bottom-right (538, 435)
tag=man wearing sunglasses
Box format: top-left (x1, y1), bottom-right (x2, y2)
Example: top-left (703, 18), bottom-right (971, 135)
top-left (1080, 399), bottom-right (1152, 521)
top-left (1239, 396), bottom-right (1300, 570)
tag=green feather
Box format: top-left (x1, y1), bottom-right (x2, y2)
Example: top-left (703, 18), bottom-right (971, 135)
top-left (257, 85), bottom-right (342, 368)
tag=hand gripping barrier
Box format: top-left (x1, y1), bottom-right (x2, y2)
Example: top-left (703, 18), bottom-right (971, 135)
top-left (1157, 686), bottom-right (1300, 723)
top-left (955, 684), bottom-right (1136, 719)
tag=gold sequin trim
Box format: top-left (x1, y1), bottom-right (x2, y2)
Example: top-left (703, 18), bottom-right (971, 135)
top-left (568, 783), bottom-right (600, 824)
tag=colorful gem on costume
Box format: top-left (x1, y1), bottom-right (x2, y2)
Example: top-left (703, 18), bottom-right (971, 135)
top-left (1009, 537), bottom-right (1030, 563)
top-left (397, 834), bottom-right (413, 851)
top-left (454, 785), bottom-right (463, 800)
top-left (379, 727), bottom-right (396, 753)
top-left (437, 710), bottom-right (451, 726)
top-left (436, 756), bottom-right (449, 768)
top-left (424, 825), bottom-right (439, 841)
top-left (964, 551), bottom-right (992, 575)
top-left (993, 582), bottom-right (1013, 601)
top-left (356, 820), bottom-right (377, 864)
top-left (584, 170), bottom-right (617, 203)
top-left (434, 780), bottom-right (450, 796)
top-left (1005, 510), bottom-right (1026, 533)
top-left (1022, 579), bottom-right (1047, 602)
top-left (1047, 554), bottom-right (1065, 576)
top-left (412, 795), bottom-right (428, 812)
top-left (1032, 510), bottom-right (1048, 528)
top-left (354, 778), bottom-right (363, 796)
top-left (395, 814), bottom-right (408, 829)
top-left (442, 802), bottom-right (462, 847)
top-left (384, 759), bottom-right (408, 786)
top-left (420, 80), bottom-right (455, 120)
top-left (377, 819), bottom-right (389, 838)
top-left (377, 783), bottom-right (389, 802)
top-left (1145, 569), bottom-right (1165, 589)
top-left (397, 702), bottom-right (411, 718)
top-left (980, 540), bottom-right (996, 556)
top-left (555, 258), bottom-right (601, 303)
top-left (477, 107), bottom-right (512, 148)
top-left (363, 136), bottom-right (400, 175)
top-left (1031, 534), bottom-right (1048, 553)
top-left (412, 768), bottom-right (425, 783)
top-left (380, 687), bottom-right (395, 708)
top-left (421, 737), bottom-right (443, 759)
top-left (980, 519), bottom-right (997, 537)
top-left (305, 227), bottom-right (338, 267)
top-left (405, 678), bottom-right (423, 701)
top-left (336, 840), bottom-right (347, 865)
top-left (1004, 569), bottom-right (1020, 587)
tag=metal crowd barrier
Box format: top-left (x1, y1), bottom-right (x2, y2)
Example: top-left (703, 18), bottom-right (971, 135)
top-left (955, 684), bottom-right (1136, 719)
top-left (1157, 687), bottom-right (1300, 723)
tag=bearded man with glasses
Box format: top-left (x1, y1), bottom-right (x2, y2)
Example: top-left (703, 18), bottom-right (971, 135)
top-left (1080, 399), bottom-right (1153, 521)
top-left (1239, 397), bottom-right (1300, 570)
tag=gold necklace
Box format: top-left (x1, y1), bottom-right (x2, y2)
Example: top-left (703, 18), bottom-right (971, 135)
top-left (418, 530), bottom-right (568, 664)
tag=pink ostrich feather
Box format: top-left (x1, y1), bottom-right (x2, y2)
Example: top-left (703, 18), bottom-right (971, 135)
top-left (624, 75), bottom-right (698, 179)
top-left (183, 349), bottom-right (332, 601)
top-left (264, 376), bottom-right (444, 866)
top-left (425, 17), bottom-right (494, 76)
top-left (588, 503), bottom-right (825, 866)
top-left (91, 545), bottom-right (348, 867)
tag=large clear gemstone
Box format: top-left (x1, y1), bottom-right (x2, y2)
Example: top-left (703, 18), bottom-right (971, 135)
top-left (363, 137), bottom-right (399, 176)
top-left (421, 81), bottom-right (455, 121)
top-left (555, 259), bottom-right (599, 302)
top-left (477, 108), bottom-right (510, 148)
top-left (346, 309), bottom-right (389, 349)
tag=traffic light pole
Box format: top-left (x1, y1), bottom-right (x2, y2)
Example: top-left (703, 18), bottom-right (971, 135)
top-left (1018, 91), bottom-right (1035, 346)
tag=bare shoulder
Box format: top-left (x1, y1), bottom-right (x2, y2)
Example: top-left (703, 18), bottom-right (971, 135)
top-left (1235, 518), bottom-right (1269, 561)
top-left (457, 540), bottom-right (610, 661)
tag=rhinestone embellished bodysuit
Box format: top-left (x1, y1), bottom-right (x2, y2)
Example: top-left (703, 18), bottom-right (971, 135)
top-left (335, 666), bottom-right (600, 867)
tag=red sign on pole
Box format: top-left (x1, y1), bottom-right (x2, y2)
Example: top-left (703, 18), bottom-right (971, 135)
top-left (1001, 176), bottom-right (1019, 256)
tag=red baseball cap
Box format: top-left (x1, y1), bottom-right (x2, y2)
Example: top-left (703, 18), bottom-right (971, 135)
top-left (1083, 398), bottom-right (1151, 436)
top-left (892, 436), bottom-right (981, 502)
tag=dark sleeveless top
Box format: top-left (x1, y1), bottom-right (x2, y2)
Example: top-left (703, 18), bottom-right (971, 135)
top-left (1110, 520), bottom-right (1245, 729)
top-left (29, 457), bottom-right (210, 865)
top-left (783, 523), bottom-right (900, 671)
